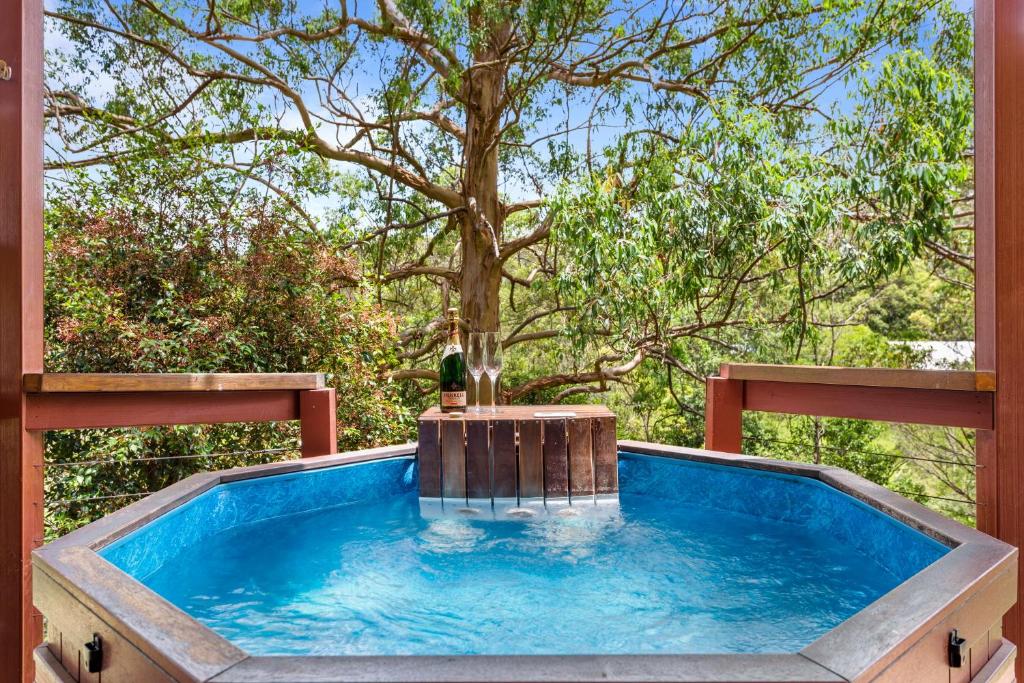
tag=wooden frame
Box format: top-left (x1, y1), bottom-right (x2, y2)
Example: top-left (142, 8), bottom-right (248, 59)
top-left (704, 362), bottom-right (1013, 678)
top-left (5, 0), bottom-right (1024, 678)
top-left (10, 373), bottom-right (337, 682)
top-left (1, 0), bottom-right (45, 679)
top-left (975, 1), bottom-right (1024, 669)
top-left (29, 442), bottom-right (1019, 682)
top-left (719, 364), bottom-right (996, 392)
top-left (706, 365), bottom-right (996, 451)
top-left (22, 375), bottom-right (337, 450)
top-left (22, 373), bottom-right (325, 393)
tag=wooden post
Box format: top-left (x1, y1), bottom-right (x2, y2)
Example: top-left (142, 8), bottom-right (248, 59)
top-left (975, 1), bottom-right (1024, 672)
top-left (0, 0), bottom-right (45, 678)
top-left (704, 377), bottom-right (743, 453)
top-left (299, 388), bottom-right (337, 457)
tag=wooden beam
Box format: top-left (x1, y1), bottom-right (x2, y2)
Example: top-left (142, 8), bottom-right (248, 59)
top-left (975, 0), bottom-right (1024, 674)
top-left (24, 391), bottom-right (301, 431)
top-left (23, 373), bottom-right (325, 393)
top-left (0, 0), bottom-right (45, 677)
top-left (743, 381), bottom-right (994, 430)
top-left (720, 364), bottom-right (995, 392)
top-left (704, 377), bottom-right (743, 452)
top-left (298, 388), bottom-right (337, 457)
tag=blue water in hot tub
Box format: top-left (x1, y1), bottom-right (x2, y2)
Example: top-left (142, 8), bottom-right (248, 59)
top-left (101, 452), bottom-right (948, 656)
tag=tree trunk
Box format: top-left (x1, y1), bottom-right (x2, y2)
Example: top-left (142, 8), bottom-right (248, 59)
top-left (460, 17), bottom-right (509, 403)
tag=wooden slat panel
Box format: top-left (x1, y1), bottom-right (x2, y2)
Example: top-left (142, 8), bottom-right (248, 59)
top-left (34, 645), bottom-right (76, 683)
top-left (567, 418), bottom-right (594, 497)
top-left (543, 419), bottom-right (568, 498)
top-left (989, 623), bottom-right (1003, 659)
top-left (720, 364), bottom-right (995, 392)
top-left (976, 642), bottom-right (1016, 683)
top-left (417, 420), bottom-right (441, 497)
top-left (518, 420), bottom-right (544, 498)
top-left (743, 382), bottom-right (994, 430)
top-left (593, 416), bottom-right (618, 494)
top-left (465, 420), bottom-right (490, 499)
top-left (23, 372), bottom-right (325, 393)
top-left (421, 404), bottom-right (615, 420)
top-left (491, 420), bottom-right (517, 498)
top-left (441, 419), bottom-right (466, 500)
top-left (968, 631), bottom-right (990, 681)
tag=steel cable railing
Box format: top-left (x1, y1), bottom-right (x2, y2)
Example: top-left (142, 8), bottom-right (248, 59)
top-left (749, 436), bottom-right (977, 469)
top-left (745, 434), bottom-right (976, 509)
top-left (43, 445), bottom-right (300, 510)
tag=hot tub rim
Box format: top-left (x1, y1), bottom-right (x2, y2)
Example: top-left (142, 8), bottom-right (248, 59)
top-left (32, 440), bottom-right (1017, 683)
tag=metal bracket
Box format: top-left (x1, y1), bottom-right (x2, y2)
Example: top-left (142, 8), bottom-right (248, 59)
top-left (85, 634), bottom-right (103, 673)
top-left (948, 629), bottom-right (967, 668)
top-left (0, 60), bottom-right (10, 81)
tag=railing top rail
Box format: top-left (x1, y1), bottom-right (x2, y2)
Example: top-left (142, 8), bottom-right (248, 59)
top-left (719, 363), bottom-right (995, 393)
top-left (23, 372), bottom-right (325, 393)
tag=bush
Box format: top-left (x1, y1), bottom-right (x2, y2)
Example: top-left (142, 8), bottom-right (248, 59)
top-left (44, 163), bottom-right (413, 538)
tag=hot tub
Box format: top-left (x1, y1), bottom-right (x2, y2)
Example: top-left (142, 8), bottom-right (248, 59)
top-left (32, 441), bottom-right (1018, 682)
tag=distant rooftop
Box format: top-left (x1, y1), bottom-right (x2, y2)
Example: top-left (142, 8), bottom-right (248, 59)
top-left (895, 340), bottom-right (974, 369)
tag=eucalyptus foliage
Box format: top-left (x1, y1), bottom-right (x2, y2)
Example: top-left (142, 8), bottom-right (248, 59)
top-left (45, 0), bottom-right (972, 402)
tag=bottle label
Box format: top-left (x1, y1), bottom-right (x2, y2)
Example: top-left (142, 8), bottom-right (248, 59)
top-left (441, 391), bottom-right (467, 408)
top-left (441, 343), bottom-right (462, 358)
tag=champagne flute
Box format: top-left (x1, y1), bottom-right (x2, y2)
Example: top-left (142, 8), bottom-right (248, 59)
top-left (467, 332), bottom-right (485, 413)
top-left (484, 331), bottom-right (502, 413)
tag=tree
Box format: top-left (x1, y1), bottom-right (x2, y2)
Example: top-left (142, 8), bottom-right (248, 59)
top-left (46, 0), bottom-right (971, 401)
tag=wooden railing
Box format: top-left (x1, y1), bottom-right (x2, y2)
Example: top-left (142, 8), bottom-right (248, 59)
top-left (17, 372), bottom-right (338, 683)
top-left (23, 373), bottom-right (338, 457)
top-left (704, 363), bottom-right (996, 452)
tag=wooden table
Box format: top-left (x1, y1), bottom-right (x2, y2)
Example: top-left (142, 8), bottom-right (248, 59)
top-left (417, 405), bottom-right (617, 501)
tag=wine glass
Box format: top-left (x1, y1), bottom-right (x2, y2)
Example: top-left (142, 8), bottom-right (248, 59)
top-left (467, 332), bottom-right (485, 413)
top-left (484, 332), bottom-right (502, 413)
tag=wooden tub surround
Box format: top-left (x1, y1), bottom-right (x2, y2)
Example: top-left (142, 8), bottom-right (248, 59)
top-left (32, 441), bottom-right (1017, 683)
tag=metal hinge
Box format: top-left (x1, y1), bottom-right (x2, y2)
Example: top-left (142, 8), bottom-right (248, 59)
top-left (0, 60), bottom-right (11, 81)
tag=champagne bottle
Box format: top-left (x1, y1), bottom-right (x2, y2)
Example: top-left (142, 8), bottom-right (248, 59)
top-left (439, 308), bottom-right (467, 412)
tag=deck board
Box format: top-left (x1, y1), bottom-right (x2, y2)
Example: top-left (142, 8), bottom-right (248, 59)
top-left (24, 373), bottom-right (325, 393)
top-left (720, 364), bottom-right (995, 392)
